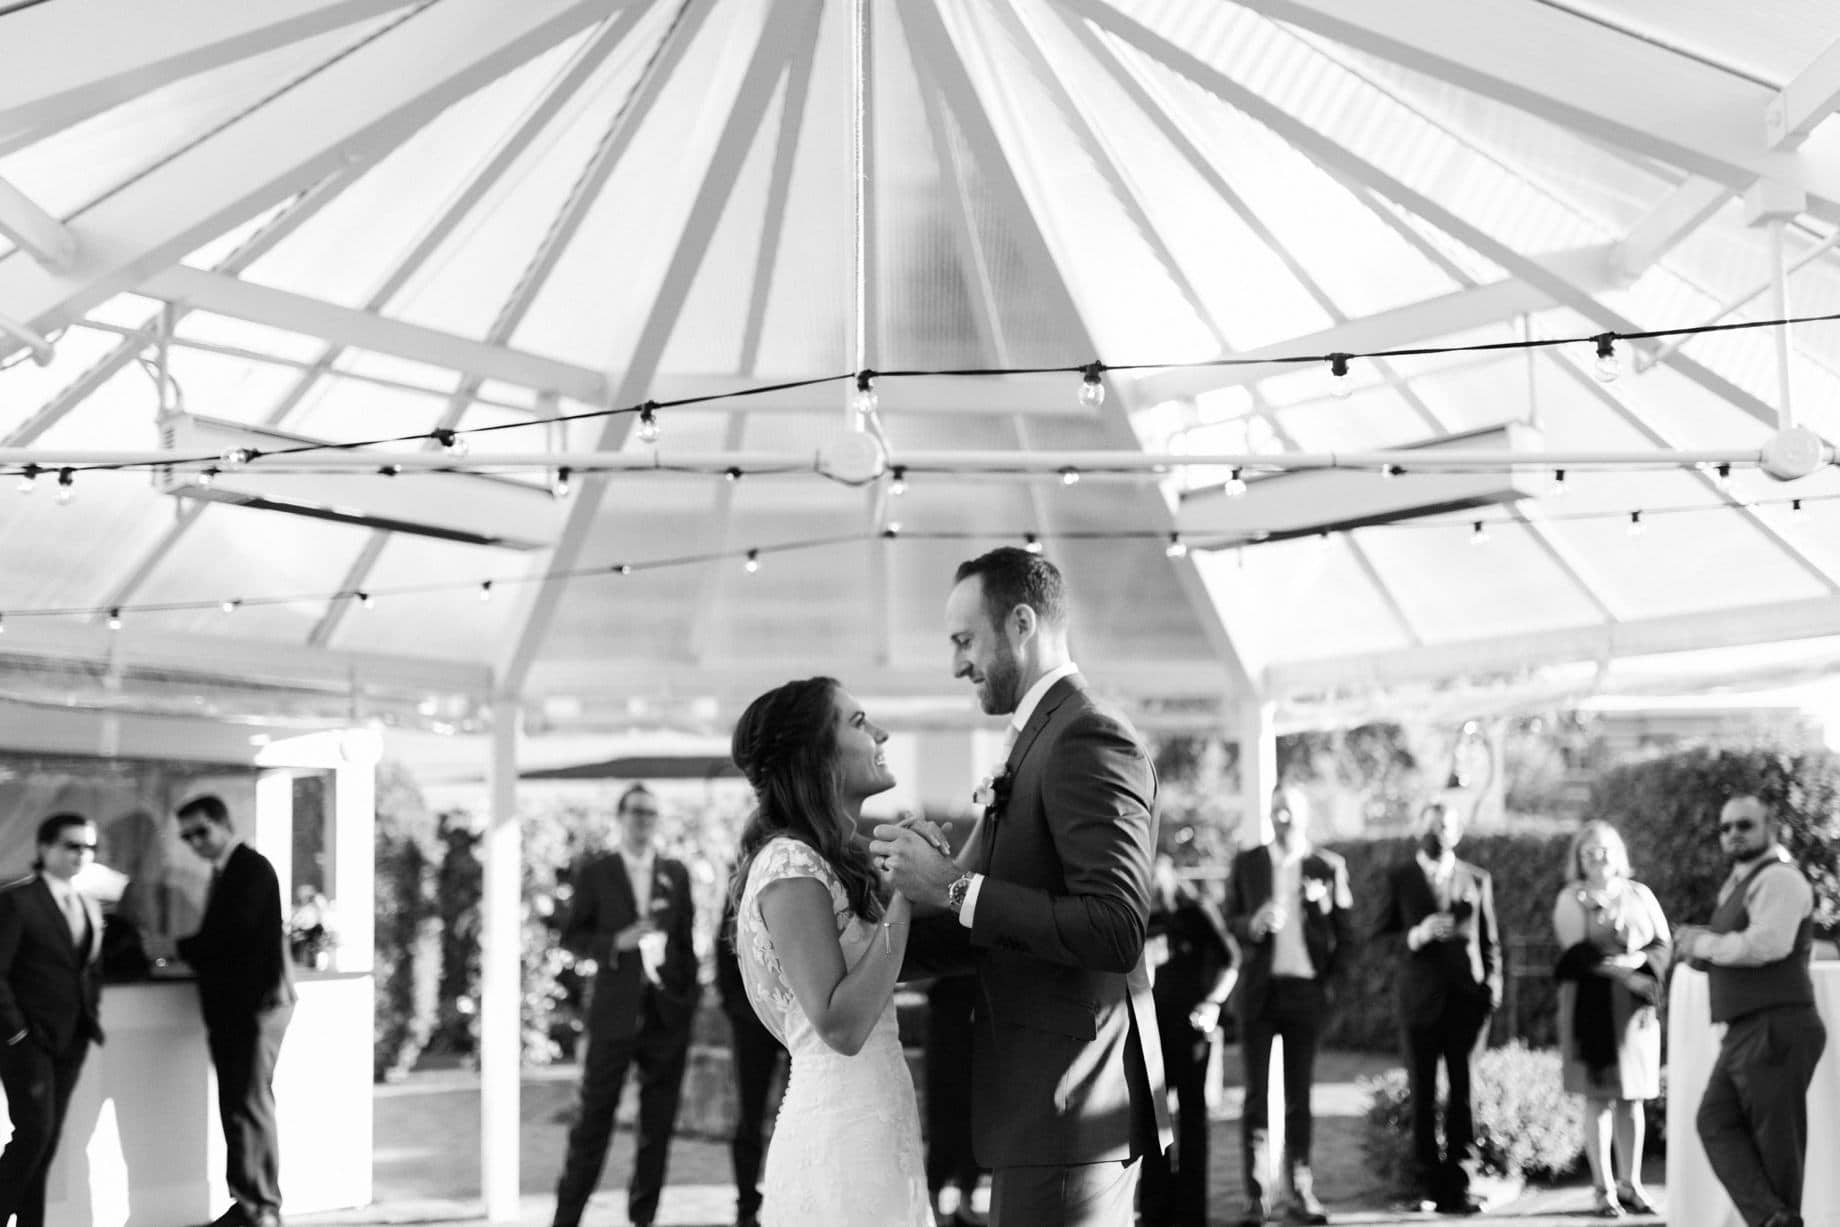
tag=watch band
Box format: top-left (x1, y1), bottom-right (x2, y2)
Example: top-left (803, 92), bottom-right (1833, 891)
top-left (945, 872), bottom-right (974, 915)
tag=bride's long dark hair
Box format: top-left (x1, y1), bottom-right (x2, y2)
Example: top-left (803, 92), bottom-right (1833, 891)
top-left (728, 676), bottom-right (883, 929)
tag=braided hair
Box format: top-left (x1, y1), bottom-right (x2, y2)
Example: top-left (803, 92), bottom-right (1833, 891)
top-left (727, 676), bottom-right (883, 930)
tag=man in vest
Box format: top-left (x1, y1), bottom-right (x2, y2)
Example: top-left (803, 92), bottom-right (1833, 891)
top-left (1675, 794), bottom-right (1827, 1227)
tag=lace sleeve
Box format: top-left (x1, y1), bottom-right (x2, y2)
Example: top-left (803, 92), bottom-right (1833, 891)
top-left (751, 838), bottom-right (849, 926)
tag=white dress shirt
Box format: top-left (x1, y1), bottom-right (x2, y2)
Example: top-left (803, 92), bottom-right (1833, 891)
top-left (959, 662), bottom-right (1080, 928)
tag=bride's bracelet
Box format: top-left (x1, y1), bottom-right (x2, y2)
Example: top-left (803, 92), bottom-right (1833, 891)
top-left (881, 919), bottom-right (908, 953)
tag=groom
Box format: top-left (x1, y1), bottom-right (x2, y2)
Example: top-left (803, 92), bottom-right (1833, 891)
top-left (873, 546), bottom-right (1171, 1226)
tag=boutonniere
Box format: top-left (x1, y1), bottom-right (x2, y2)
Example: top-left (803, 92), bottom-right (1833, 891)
top-left (972, 769), bottom-right (1013, 814)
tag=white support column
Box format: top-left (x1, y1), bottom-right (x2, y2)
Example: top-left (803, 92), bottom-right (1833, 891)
top-left (1234, 698), bottom-right (1276, 851)
top-left (333, 730), bottom-right (379, 973)
top-left (481, 697), bottom-right (523, 1223)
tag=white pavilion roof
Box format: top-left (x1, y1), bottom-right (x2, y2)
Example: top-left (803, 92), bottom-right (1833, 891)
top-left (2, 0), bottom-right (1839, 737)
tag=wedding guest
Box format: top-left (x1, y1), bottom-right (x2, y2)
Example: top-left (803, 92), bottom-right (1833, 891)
top-left (1551, 820), bottom-right (1669, 1218)
top-left (1676, 794), bottom-right (1826, 1227)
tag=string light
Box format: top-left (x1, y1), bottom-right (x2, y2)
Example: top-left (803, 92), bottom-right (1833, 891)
top-left (636, 402), bottom-right (661, 445)
top-left (1024, 533), bottom-right (1043, 555)
top-left (478, 581), bottom-right (494, 602)
top-left (220, 599), bottom-right (240, 614)
top-left (1381, 463), bottom-right (1402, 479)
top-left (725, 466), bottom-right (743, 483)
top-left (196, 466), bottom-right (217, 489)
top-left (1329, 353), bottom-right (1353, 399)
top-left (220, 447), bottom-right (253, 468)
top-left (1713, 461), bottom-right (1731, 490)
top-left (55, 468), bottom-right (74, 504)
top-left (1165, 533), bottom-right (1188, 559)
top-left (1593, 334), bottom-right (1619, 383)
top-left (357, 591), bottom-right (374, 609)
top-left (1627, 510), bottom-right (1645, 537)
top-left (1551, 468), bottom-right (1568, 496)
top-left (550, 466), bottom-right (572, 500)
top-left (1317, 531), bottom-right (1332, 551)
top-left (615, 563), bottom-right (632, 575)
top-left (744, 548), bottom-right (760, 574)
top-left (1224, 467), bottom-right (1248, 498)
top-left (1079, 362), bottom-right (1106, 409)
top-left (1470, 520), bottom-right (1489, 546)
top-left (889, 466), bottom-right (906, 497)
top-left (852, 371), bottom-right (878, 416)
top-left (433, 429), bottom-right (468, 456)
top-left (1060, 466), bottom-right (1081, 486)
top-left (883, 522), bottom-right (902, 538)
top-left (1791, 497), bottom-right (1806, 524)
top-left (107, 608), bottom-right (122, 631)
top-left (15, 464), bottom-right (37, 495)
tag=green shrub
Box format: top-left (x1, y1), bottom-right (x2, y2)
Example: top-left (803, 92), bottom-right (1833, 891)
top-left (373, 761), bottom-right (440, 1082)
top-left (1359, 1042), bottom-right (1583, 1191)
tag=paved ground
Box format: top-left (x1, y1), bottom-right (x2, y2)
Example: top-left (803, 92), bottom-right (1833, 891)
top-left (298, 1051), bottom-right (1668, 1227)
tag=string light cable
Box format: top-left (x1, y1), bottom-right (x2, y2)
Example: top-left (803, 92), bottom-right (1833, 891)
top-left (0, 491), bottom-right (1832, 630)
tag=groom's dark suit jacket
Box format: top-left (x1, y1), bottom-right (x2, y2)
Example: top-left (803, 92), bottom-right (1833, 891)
top-left (915, 674), bottom-right (1172, 1169)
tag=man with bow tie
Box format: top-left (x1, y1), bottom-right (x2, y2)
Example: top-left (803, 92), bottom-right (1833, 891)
top-left (1373, 801), bottom-right (1502, 1216)
top-left (551, 784), bottom-right (700, 1227)
top-left (1224, 786), bottom-right (1353, 1225)
top-left (873, 546), bottom-right (1170, 1227)
top-left (0, 813), bottom-right (105, 1227)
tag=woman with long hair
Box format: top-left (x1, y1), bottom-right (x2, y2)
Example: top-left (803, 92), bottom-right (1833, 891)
top-left (1552, 820), bottom-right (1670, 1218)
top-left (727, 676), bottom-right (932, 1227)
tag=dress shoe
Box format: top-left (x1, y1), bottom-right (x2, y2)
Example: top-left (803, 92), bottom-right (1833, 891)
top-left (1591, 1188), bottom-right (1626, 1218)
top-left (1239, 1198), bottom-right (1269, 1226)
top-left (735, 1216), bottom-right (760, 1227)
top-left (1615, 1184), bottom-right (1656, 1216)
top-left (205, 1207), bottom-right (250, 1227)
top-left (1433, 1196), bottom-right (1483, 1216)
top-left (1280, 1201), bottom-right (1329, 1225)
top-left (251, 1212), bottom-right (283, 1227)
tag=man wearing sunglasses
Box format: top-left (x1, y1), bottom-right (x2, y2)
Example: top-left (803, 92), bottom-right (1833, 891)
top-left (175, 795), bottom-right (297, 1227)
top-left (0, 813), bottom-right (104, 1227)
top-left (1675, 794), bottom-right (1826, 1227)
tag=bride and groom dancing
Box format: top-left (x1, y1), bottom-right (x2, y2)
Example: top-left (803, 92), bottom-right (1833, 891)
top-left (728, 547), bottom-right (1171, 1227)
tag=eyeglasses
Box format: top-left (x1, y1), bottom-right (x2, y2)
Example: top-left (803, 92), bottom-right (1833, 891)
top-left (178, 828), bottom-right (214, 844)
top-left (1718, 820), bottom-right (1757, 834)
top-left (58, 841), bottom-right (97, 853)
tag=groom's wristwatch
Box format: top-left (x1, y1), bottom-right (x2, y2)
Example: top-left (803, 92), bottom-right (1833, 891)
top-left (945, 872), bottom-right (976, 916)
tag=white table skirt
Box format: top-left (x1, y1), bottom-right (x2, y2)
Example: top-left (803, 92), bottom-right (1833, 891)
top-left (1666, 962), bottom-right (1840, 1227)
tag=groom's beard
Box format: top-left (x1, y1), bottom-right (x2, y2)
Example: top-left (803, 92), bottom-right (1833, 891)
top-left (977, 642), bottom-right (1022, 715)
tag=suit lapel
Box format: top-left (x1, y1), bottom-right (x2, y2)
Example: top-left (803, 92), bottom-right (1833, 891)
top-left (1006, 675), bottom-right (1082, 775)
top-left (28, 877), bottom-right (82, 963)
top-left (606, 853), bottom-right (638, 926)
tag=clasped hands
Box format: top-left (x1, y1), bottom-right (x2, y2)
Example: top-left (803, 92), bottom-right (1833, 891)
top-left (868, 817), bottom-right (959, 909)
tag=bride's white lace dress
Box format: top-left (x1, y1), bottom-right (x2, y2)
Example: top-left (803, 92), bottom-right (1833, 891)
top-left (737, 836), bottom-right (932, 1226)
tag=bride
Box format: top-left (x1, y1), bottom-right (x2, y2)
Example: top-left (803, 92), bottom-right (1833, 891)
top-left (728, 676), bottom-right (934, 1226)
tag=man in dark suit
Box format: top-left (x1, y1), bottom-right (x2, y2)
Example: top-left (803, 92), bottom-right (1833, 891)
top-left (0, 813), bottom-right (104, 1227)
top-left (873, 546), bottom-right (1171, 1227)
top-left (175, 794), bottom-right (296, 1227)
top-left (714, 886), bottom-right (783, 1227)
top-left (1372, 801), bottom-right (1501, 1216)
top-left (551, 785), bottom-right (700, 1227)
top-left (1224, 786), bottom-right (1353, 1226)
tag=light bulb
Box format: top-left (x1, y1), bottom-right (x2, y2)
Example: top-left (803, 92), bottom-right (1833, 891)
top-left (551, 467), bottom-right (571, 499)
top-left (221, 447), bottom-right (251, 468)
top-left (1165, 533), bottom-right (1188, 559)
top-left (884, 521), bottom-right (902, 538)
top-left (1627, 510), bottom-right (1644, 538)
top-left (1079, 363), bottom-right (1106, 409)
top-left (197, 467), bottom-right (217, 489)
top-left (889, 466), bottom-right (906, 497)
top-left (479, 582), bottom-right (494, 602)
top-left (1713, 462), bottom-right (1731, 490)
top-left (744, 549), bottom-right (760, 574)
top-left (1593, 335), bottom-right (1619, 384)
top-left (725, 467), bottom-right (743, 483)
top-left (637, 403), bottom-right (661, 445)
top-left (55, 468), bottom-right (74, 504)
top-left (1224, 467), bottom-right (1247, 498)
top-left (1060, 467), bottom-right (1081, 486)
top-left (1329, 353), bottom-right (1353, 399)
top-left (435, 429), bottom-right (469, 456)
top-left (852, 372), bottom-right (878, 416)
top-left (221, 599), bottom-right (240, 614)
top-left (357, 591), bottom-right (374, 609)
top-left (1024, 533), bottom-right (1043, 555)
top-left (15, 465), bottom-right (37, 495)
top-left (107, 608), bottom-right (122, 631)
top-left (1381, 463), bottom-right (1401, 480)
top-left (1470, 521), bottom-right (1488, 546)
top-left (1551, 468), bottom-right (1568, 496)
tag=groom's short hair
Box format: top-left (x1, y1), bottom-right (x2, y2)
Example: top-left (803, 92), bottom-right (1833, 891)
top-left (955, 546), bottom-right (1068, 629)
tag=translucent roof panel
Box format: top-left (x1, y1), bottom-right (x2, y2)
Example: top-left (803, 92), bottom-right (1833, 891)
top-left (2, 1), bottom-right (1840, 733)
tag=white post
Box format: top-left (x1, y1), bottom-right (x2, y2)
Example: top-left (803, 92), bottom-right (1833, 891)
top-left (1234, 698), bottom-right (1276, 851)
top-left (480, 697), bottom-right (522, 1222)
top-left (332, 730), bottom-right (379, 972)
